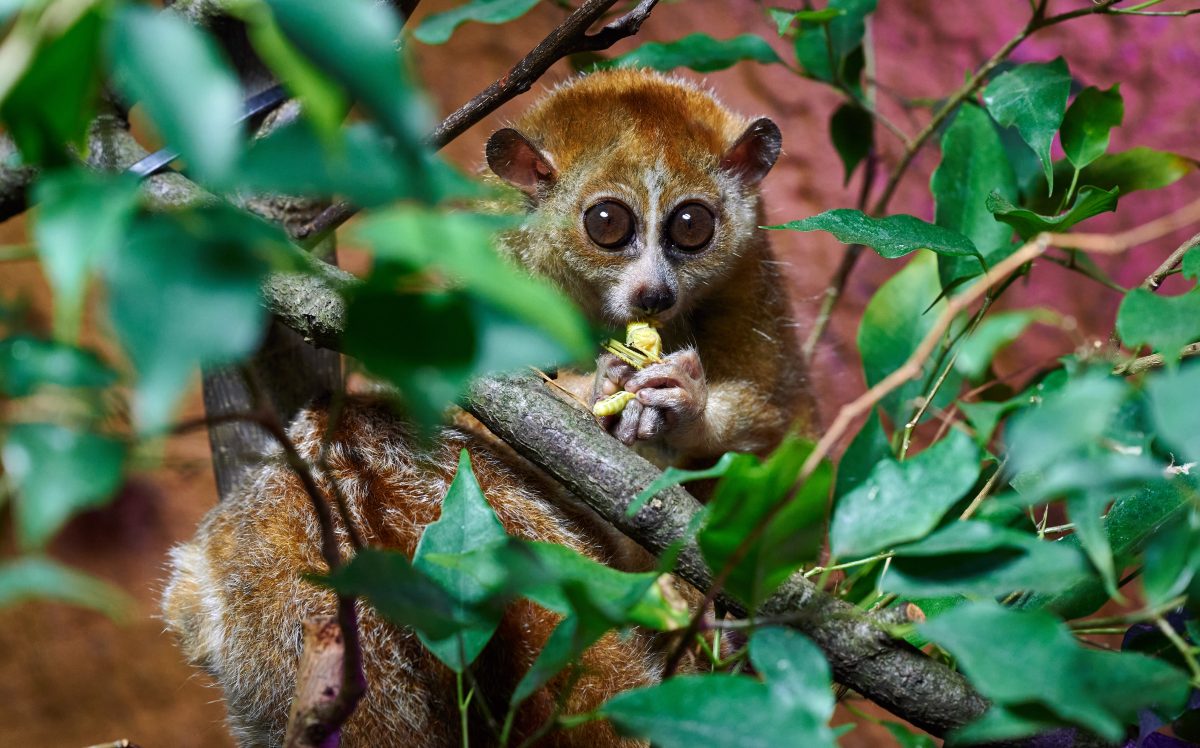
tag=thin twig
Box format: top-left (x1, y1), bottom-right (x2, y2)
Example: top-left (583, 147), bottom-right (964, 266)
top-left (1114, 342), bottom-right (1200, 376)
top-left (1140, 231), bottom-right (1200, 291)
top-left (293, 0), bottom-right (660, 242)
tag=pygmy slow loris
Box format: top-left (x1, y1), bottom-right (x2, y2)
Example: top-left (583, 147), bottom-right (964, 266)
top-left (163, 69), bottom-right (812, 748)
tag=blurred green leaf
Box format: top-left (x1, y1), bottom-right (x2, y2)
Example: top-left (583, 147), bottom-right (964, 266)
top-left (267, 0), bottom-right (427, 147)
top-left (883, 520), bottom-right (1092, 597)
top-left (0, 556), bottom-right (131, 619)
top-left (0, 336), bottom-right (115, 397)
top-left (767, 7), bottom-right (844, 36)
top-left (597, 33), bottom-right (781, 73)
top-left (323, 547), bottom-right (467, 641)
top-left (1117, 288), bottom-right (1200, 365)
top-left (830, 429), bottom-right (981, 559)
top-left (239, 121), bottom-right (416, 207)
top-left (700, 436), bottom-right (831, 607)
top-left (1061, 84), bottom-right (1123, 170)
top-left (932, 103), bottom-right (1017, 288)
top-left (1146, 362), bottom-right (1200, 463)
top-left (108, 6), bottom-right (243, 184)
top-left (830, 104), bottom-right (873, 186)
top-left (833, 407), bottom-right (890, 500)
top-left (356, 207), bottom-right (592, 358)
top-left (766, 209), bottom-right (980, 261)
top-left (983, 58), bottom-right (1070, 194)
top-left (411, 450), bottom-right (507, 672)
top-left (32, 169), bottom-right (141, 341)
top-left (414, 0), bottom-right (540, 45)
top-left (1005, 372), bottom-right (1127, 475)
top-left (920, 602), bottom-right (1190, 743)
top-left (987, 185), bottom-right (1118, 239)
top-left (954, 310), bottom-right (1055, 381)
top-left (856, 251), bottom-right (964, 428)
top-left (104, 209), bottom-right (291, 432)
top-left (2, 423), bottom-right (124, 549)
top-left (0, 6), bottom-right (103, 166)
top-left (602, 627), bottom-right (836, 747)
top-left (1142, 511), bottom-right (1200, 609)
top-left (793, 0), bottom-right (876, 84)
top-left (241, 5), bottom-right (348, 138)
top-left (1183, 247), bottom-right (1200, 281)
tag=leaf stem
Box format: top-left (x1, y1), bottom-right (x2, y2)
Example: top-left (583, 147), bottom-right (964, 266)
top-left (1155, 616), bottom-right (1200, 683)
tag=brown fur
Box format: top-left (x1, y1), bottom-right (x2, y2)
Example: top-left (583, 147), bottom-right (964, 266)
top-left (164, 70), bottom-right (811, 747)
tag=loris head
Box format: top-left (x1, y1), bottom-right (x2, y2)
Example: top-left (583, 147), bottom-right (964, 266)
top-left (485, 69), bottom-right (781, 326)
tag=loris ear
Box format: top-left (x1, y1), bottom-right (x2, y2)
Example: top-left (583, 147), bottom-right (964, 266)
top-left (486, 128), bottom-right (557, 197)
top-left (719, 117), bottom-right (782, 186)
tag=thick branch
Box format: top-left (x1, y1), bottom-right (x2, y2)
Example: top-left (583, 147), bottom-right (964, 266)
top-left (464, 373), bottom-right (988, 737)
top-left (293, 0), bottom-right (659, 241)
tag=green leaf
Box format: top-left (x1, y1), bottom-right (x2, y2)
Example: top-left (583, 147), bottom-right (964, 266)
top-left (0, 7), bottom-right (103, 166)
top-left (767, 7), bottom-right (844, 35)
top-left (882, 520), bottom-right (1092, 597)
top-left (830, 429), bottom-right (981, 559)
top-left (766, 209), bottom-right (980, 261)
top-left (411, 450), bottom-right (508, 672)
top-left (267, 0), bottom-right (426, 146)
top-left (108, 6), bottom-right (243, 184)
top-left (793, 0), bottom-right (876, 83)
top-left (0, 336), bottom-right (115, 397)
top-left (749, 627), bottom-right (834, 714)
top-left (856, 252), bottom-right (965, 428)
top-left (601, 627), bottom-right (835, 748)
top-left (1146, 363), bottom-right (1200, 463)
top-left (920, 602), bottom-right (1190, 743)
top-left (1032, 147), bottom-right (1198, 213)
top-left (2, 423), bottom-right (125, 549)
top-left (0, 556), bottom-right (131, 619)
top-left (32, 169), bottom-right (141, 341)
top-left (323, 547), bottom-right (468, 641)
top-left (986, 185), bottom-right (1119, 239)
top-left (355, 207), bottom-right (592, 359)
top-left (931, 102), bottom-right (1018, 288)
top-left (1005, 372), bottom-right (1127, 475)
top-left (414, 0), bottom-right (540, 45)
top-left (954, 310), bottom-right (1054, 381)
top-left (598, 33), bottom-right (781, 74)
top-left (982, 58), bottom-right (1071, 193)
top-left (104, 210), bottom-right (288, 432)
top-left (699, 436), bottom-right (831, 607)
top-left (1018, 476), bottom-right (1195, 618)
top-left (1183, 247), bottom-right (1200, 281)
top-left (829, 104), bottom-right (873, 186)
top-left (833, 407), bottom-right (890, 500)
top-left (1061, 84), bottom-right (1124, 170)
top-left (1117, 288), bottom-right (1200, 365)
top-left (882, 722), bottom-right (936, 748)
top-left (628, 451), bottom-right (744, 517)
top-left (1142, 512), bottom-right (1200, 609)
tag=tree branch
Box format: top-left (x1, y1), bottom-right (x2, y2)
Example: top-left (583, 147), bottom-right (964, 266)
top-left (464, 372), bottom-right (988, 737)
top-left (1140, 231), bottom-right (1200, 291)
top-left (292, 0), bottom-right (660, 241)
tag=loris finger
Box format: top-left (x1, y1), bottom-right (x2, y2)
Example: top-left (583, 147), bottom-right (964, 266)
top-left (613, 398), bottom-right (643, 445)
top-left (625, 364), bottom-right (686, 393)
top-left (637, 406), bottom-right (665, 440)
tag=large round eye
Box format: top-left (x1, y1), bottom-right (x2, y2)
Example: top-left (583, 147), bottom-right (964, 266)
top-left (666, 202), bottom-right (715, 251)
top-left (584, 200), bottom-right (635, 249)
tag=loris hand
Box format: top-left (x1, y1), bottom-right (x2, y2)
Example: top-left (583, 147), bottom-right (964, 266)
top-left (596, 348), bottom-right (707, 446)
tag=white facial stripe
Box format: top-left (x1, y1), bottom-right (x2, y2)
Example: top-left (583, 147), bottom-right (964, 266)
top-left (642, 159), bottom-right (667, 249)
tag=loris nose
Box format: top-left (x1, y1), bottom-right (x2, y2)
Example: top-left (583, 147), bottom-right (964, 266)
top-left (633, 285), bottom-right (676, 315)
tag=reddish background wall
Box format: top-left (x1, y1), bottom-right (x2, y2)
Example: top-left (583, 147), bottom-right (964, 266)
top-left (1, 1), bottom-right (1197, 745)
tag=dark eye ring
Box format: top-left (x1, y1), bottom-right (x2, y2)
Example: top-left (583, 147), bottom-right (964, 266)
top-left (666, 202), bottom-right (716, 251)
top-left (583, 200), bottom-right (635, 249)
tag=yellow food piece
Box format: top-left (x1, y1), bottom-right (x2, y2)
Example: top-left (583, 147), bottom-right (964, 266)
top-left (593, 390), bottom-right (637, 417)
top-left (602, 321), bottom-right (663, 370)
top-left (626, 321), bottom-right (663, 359)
